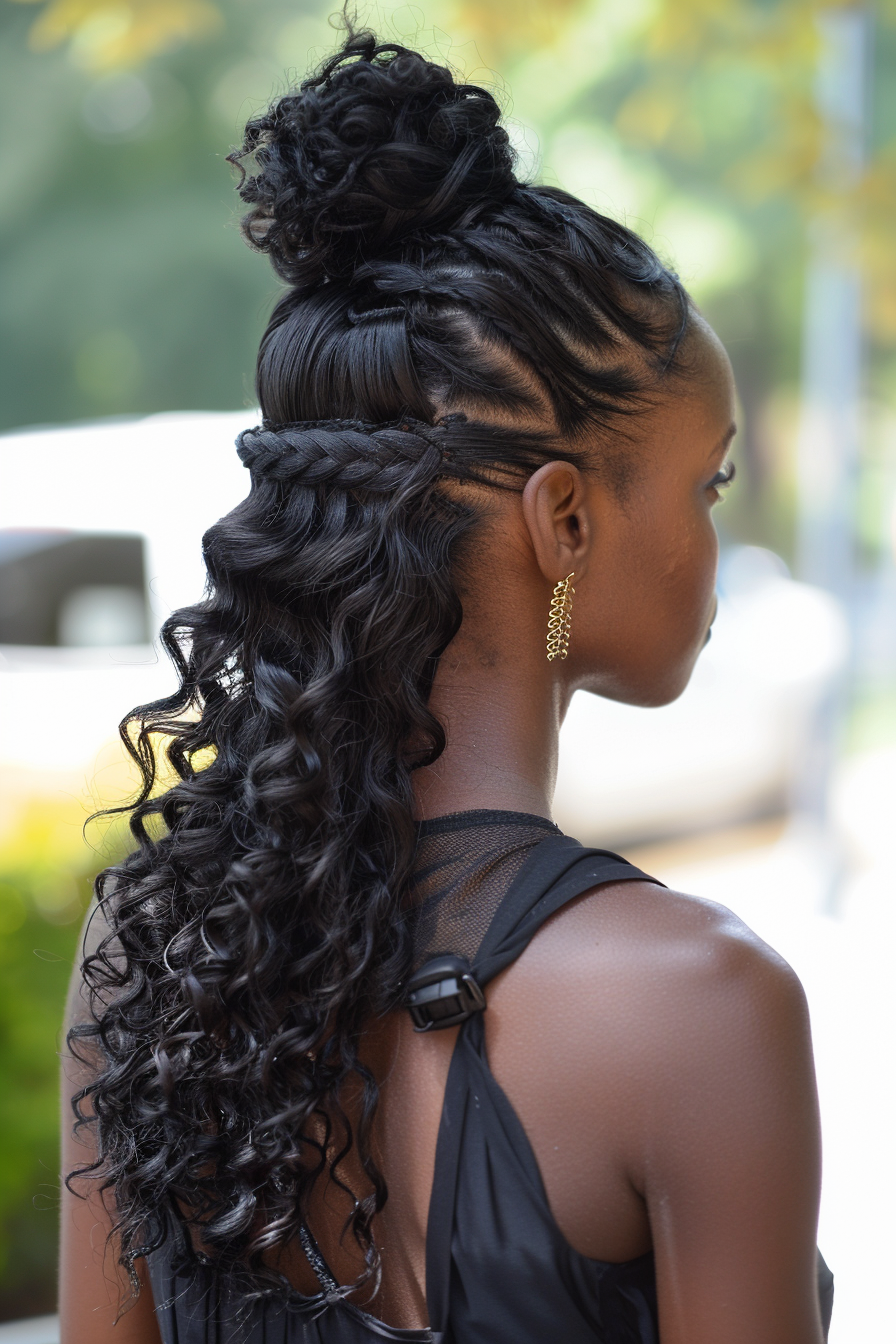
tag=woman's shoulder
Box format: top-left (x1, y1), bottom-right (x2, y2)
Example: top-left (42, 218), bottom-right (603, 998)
top-left (484, 865), bottom-right (822, 1290)
top-left (539, 872), bottom-right (803, 1007)
top-left (488, 872), bottom-right (810, 1105)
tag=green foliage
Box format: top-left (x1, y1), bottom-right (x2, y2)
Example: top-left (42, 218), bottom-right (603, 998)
top-left (0, 794), bottom-right (129, 1319)
top-left (0, 0), bottom-right (283, 433)
top-left (0, 858), bottom-right (90, 1316)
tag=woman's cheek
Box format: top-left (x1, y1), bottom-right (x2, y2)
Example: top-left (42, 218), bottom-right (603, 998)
top-left (658, 515), bottom-right (718, 661)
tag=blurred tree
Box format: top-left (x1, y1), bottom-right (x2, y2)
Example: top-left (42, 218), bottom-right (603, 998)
top-left (0, 0), bottom-right (279, 434)
top-left (460, 0), bottom-right (895, 555)
top-left (8, 0), bottom-right (222, 68)
top-left (3, 0), bottom-right (893, 557)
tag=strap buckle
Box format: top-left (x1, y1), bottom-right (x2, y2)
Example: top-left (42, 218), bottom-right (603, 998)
top-left (405, 954), bottom-right (486, 1032)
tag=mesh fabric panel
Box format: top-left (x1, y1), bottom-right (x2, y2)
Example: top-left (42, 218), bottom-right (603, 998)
top-left (410, 809), bottom-right (560, 969)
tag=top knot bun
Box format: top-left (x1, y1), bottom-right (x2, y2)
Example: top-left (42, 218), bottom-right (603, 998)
top-left (230, 31), bottom-right (518, 285)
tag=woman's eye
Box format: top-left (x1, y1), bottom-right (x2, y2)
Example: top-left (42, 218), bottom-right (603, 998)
top-left (708, 460), bottom-right (736, 493)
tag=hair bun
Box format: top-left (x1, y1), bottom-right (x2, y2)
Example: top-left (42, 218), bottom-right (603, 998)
top-left (231, 31), bottom-right (518, 284)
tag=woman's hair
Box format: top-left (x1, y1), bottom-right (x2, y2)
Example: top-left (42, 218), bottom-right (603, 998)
top-left (69, 27), bottom-right (689, 1302)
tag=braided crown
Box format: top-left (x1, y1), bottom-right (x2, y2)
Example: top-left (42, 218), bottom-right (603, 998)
top-left (235, 419), bottom-right (448, 492)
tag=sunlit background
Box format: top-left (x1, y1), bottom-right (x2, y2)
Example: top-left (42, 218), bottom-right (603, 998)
top-left (0, 0), bottom-right (894, 1338)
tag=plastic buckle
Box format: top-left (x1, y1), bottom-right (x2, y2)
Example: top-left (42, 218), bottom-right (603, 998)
top-left (405, 954), bottom-right (486, 1032)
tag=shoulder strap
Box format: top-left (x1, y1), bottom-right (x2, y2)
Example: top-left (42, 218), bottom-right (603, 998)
top-left (424, 834), bottom-right (661, 1332)
top-left (472, 833), bottom-right (662, 988)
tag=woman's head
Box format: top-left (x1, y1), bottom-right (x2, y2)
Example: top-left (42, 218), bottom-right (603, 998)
top-left (71, 27), bottom-right (734, 1302)
top-left (228, 30), bottom-right (733, 705)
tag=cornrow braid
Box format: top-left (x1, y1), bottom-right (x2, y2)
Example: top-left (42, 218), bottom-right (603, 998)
top-left (235, 418), bottom-right (448, 491)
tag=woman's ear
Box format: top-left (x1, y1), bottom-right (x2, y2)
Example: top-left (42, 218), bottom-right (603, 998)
top-left (521, 461), bottom-right (591, 583)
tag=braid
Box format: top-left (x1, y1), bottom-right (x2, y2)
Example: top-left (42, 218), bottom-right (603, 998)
top-left (235, 418), bottom-right (447, 491)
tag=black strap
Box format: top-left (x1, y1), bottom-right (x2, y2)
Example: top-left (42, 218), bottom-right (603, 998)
top-left (425, 834), bottom-right (661, 1331)
top-left (473, 833), bottom-right (662, 986)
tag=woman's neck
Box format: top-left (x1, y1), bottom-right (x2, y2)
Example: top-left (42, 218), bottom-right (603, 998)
top-left (412, 633), bottom-right (565, 823)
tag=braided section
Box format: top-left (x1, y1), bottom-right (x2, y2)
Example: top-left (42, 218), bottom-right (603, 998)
top-left (236, 419), bottom-right (446, 491)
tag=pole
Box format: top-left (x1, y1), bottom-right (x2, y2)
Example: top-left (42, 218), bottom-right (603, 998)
top-left (795, 7), bottom-right (869, 599)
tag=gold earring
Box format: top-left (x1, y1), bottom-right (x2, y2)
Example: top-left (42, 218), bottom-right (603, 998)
top-left (546, 573), bottom-right (575, 662)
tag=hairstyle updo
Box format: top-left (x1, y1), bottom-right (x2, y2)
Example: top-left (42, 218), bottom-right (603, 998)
top-left (69, 25), bottom-right (690, 1304)
top-left (234, 38), bottom-right (517, 284)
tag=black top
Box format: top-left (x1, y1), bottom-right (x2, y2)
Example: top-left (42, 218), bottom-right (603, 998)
top-left (146, 812), bottom-right (834, 1342)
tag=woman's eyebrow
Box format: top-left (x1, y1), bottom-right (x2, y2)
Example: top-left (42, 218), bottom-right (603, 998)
top-left (709, 423), bottom-right (737, 458)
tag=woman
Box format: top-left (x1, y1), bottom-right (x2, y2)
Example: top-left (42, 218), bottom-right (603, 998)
top-left (61, 28), bottom-right (833, 1344)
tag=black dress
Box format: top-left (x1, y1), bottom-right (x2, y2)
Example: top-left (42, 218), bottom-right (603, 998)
top-left (147, 811), bottom-right (834, 1342)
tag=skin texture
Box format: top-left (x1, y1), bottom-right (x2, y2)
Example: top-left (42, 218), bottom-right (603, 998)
top-left (60, 317), bottom-right (826, 1343)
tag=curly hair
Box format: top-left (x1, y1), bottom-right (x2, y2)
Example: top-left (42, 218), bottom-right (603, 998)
top-left (68, 25), bottom-right (690, 1304)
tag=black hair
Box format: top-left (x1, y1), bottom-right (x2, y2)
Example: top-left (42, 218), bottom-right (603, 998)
top-left (68, 26), bottom-right (689, 1303)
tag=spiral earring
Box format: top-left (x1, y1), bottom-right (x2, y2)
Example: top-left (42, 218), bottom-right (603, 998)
top-left (546, 573), bottom-right (575, 662)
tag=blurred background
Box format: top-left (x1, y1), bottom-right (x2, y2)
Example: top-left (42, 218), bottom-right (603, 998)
top-left (0, 0), bottom-right (894, 1338)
